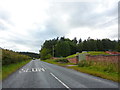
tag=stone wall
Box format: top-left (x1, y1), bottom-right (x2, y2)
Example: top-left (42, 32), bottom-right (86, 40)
top-left (86, 55), bottom-right (120, 63)
top-left (67, 57), bottom-right (78, 64)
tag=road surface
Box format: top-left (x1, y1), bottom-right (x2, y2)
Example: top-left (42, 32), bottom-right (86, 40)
top-left (2, 59), bottom-right (119, 89)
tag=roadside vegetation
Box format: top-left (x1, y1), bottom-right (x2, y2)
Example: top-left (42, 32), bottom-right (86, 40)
top-left (42, 58), bottom-right (119, 82)
top-left (66, 51), bottom-right (111, 59)
top-left (1, 49), bottom-right (32, 80)
top-left (2, 60), bottom-right (31, 80)
top-left (2, 49), bottom-right (31, 65)
top-left (19, 52), bottom-right (39, 58)
top-left (40, 37), bottom-right (119, 60)
top-left (42, 51), bottom-right (119, 82)
top-left (41, 59), bottom-right (76, 67)
top-left (40, 37), bottom-right (119, 82)
top-left (76, 60), bottom-right (119, 82)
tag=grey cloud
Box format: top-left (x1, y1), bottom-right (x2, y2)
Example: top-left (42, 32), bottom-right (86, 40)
top-left (1, 1), bottom-right (118, 53)
top-left (52, 2), bottom-right (118, 28)
top-left (0, 10), bottom-right (13, 31)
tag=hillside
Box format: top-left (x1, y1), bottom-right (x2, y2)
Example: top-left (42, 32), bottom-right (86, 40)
top-left (19, 52), bottom-right (39, 58)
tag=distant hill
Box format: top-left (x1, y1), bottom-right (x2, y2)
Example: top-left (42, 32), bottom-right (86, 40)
top-left (19, 52), bottom-right (39, 58)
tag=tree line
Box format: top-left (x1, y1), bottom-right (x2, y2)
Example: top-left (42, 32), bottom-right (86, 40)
top-left (40, 37), bottom-right (120, 60)
top-left (19, 52), bottom-right (39, 58)
top-left (2, 49), bottom-right (31, 65)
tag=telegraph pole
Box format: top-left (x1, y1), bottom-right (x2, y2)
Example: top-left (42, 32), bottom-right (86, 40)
top-left (53, 46), bottom-right (54, 57)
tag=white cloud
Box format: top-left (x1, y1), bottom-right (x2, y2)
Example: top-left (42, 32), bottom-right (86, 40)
top-left (0, 0), bottom-right (118, 53)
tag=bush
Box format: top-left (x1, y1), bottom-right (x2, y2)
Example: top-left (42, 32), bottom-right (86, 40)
top-left (78, 60), bottom-right (118, 73)
top-left (55, 58), bottom-right (69, 63)
top-left (44, 54), bottom-right (52, 60)
top-left (78, 60), bottom-right (93, 67)
top-left (2, 49), bottom-right (31, 65)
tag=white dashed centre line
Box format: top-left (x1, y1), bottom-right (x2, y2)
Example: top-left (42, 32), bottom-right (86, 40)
top-left (50, 73), bottom-right (71, 90)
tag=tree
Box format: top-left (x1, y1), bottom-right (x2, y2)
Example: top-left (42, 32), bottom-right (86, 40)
top-left (55, 41), bottom-right (70, 57)
top-left (39, 37), bottom-right (119, 60)
top-left (77, 43), bottom-right (83, 53)
top-left (96, 39), bottom-right (103, 51)
top-left (40, 48), bottom-right (52, 60)
top-left (78, 38), bottom-right (82, 44)
top-left (82, 40), bottom-right (88, 51)
top-left (72, 37), bottom-right (78, 44)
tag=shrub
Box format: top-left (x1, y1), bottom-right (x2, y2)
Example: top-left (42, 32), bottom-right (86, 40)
top-left (44, 54), bottom-right (52, 60)
top-left (78, 60), bottom-right (93, 67)
top-left (55, 58), bottom-right (69, 63)
top-left (2, 49), bottom-right (31, 65)
top-left (78, 60), bottom-right (118, 73)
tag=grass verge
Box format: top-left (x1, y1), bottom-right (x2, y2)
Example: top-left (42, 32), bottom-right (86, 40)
top-left (67, 66), bottom-right (119, 82)
top-left (2, 60), bottom-right (31, 80)
top-left (41, 59), bottom-right (76, 67)
top-left (42, 59), bottom-right (119, 82)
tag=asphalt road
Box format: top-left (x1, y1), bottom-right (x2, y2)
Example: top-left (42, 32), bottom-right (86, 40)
top-left (2, 59), bottom-right (119, 89)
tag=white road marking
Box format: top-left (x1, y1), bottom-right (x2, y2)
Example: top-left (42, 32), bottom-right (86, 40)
top-left (37, 68), bottom-right (41, 72)
top-left (41, 68), bottom-right (45, 72)
top-left (25, 69), bottom-right (29, 72)
top-left (50, 73), bottom-right (71, 90)
top-left (32, 68), bottom-right (38, 72)
top-left (19, 68), bottom-right (46, 73)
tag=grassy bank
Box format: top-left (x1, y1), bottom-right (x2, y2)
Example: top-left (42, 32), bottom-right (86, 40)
top-left (67, 66), bottom-right (118, 82)
top-left (41, 59), bottom-right (76, 66)
top-left (42, 59), bottom-right (119, 82)
top-left (66, 51), bottom-right (110, 59)
top-left (2, 60), bottom-right (31, 80)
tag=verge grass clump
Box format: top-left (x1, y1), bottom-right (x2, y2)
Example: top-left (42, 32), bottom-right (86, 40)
top-left (2, 60), bottom-right (31, 80)
top-left (54, 58), bottom-right (69, 63)
top-left (78, 60), bottom-right (118, 75)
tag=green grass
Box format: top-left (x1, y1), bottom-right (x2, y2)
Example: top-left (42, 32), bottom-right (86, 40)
top-left (66, 51), bottom-right (110, 59)
top-left (2, 60), bottom-right (31, 80)
top-left (77, 60), bottom-right (119, 82)
top-left (67, 66), bottom-right (119, 82)
top-left (87, 51), bottom-right (110, 55)
top-left (41, 59), bottom-right (76, 66)
top-left (66, 53), bottom-right (81, 58)
top-left (42, 59), bottom-right (119, 82)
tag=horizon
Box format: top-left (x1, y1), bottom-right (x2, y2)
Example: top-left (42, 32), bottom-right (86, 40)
top-left (1, 37), bottom-right (118, 54)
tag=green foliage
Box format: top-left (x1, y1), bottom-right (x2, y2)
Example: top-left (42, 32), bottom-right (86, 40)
top-left (2, 60), bottom-right (31, 80)
top-left (2, 49), bottom-right (31, 65)
top-left (19, 52), bottom-right (39, 58)
top-left (55, 41), bottom-right (71, 57)
top-left (78, 60), bottom-right (118, 73)
top-left (41, 59), bottom-right (75, 66)
top-left (66, 53), bottom-right (80, 58)
top-left (87, 51), bottom-right (110, 55)
top-left (45, 54), bottom-right (52, 59)
top-left (66, 51), bottom-right (110, 59)
top-left (42, 59), bottom-right (119, 82)
top-left (67, 66), bottom-right (119, 82)
top-left (40, 48), bottom-right (52, 60)
top-left (54, 58), bottom-right (69, 63)
top-left (40, 37), bottom-right (119, 60)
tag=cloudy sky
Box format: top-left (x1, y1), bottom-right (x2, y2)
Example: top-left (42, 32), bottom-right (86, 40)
top-left (0, 0), bottom-right (119, 53)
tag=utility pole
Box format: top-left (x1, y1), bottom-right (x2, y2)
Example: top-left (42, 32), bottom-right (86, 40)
top-left (53, 46), bottom-right (54, 57)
